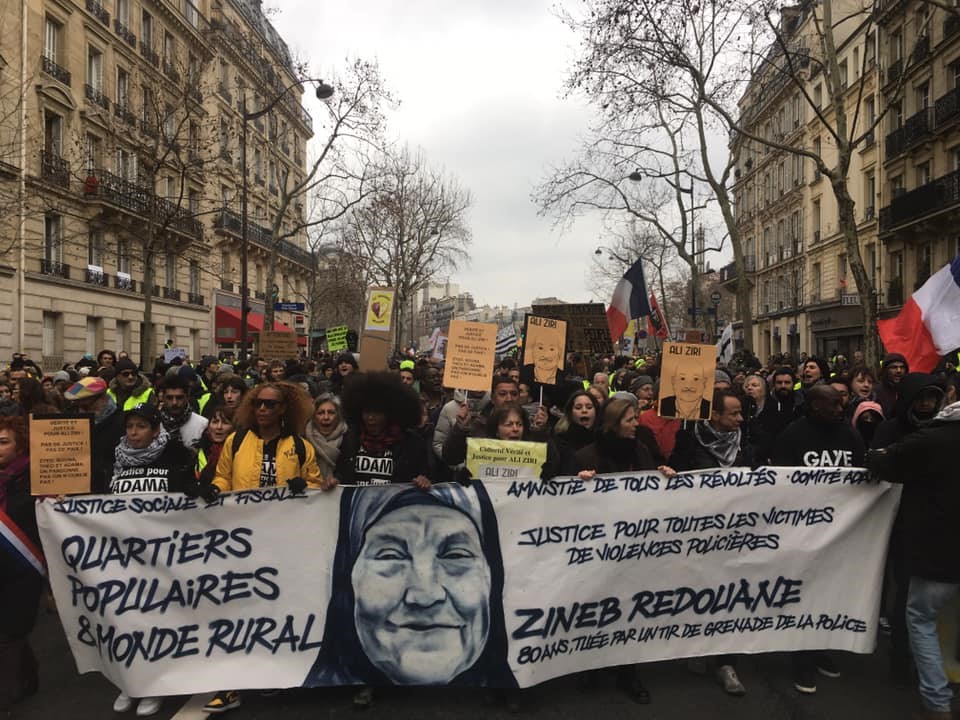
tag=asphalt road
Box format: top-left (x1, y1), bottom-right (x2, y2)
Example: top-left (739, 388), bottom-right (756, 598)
top-left (10, 606), bottom-right (928, 720)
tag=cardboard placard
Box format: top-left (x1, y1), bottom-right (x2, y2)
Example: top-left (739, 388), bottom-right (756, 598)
top-left (326, 326), bottom-right (349, 352)
top-left (29, 414), bottom-right (92, 495)
top-left (657, 342), bottom-right (718, 421)
top-left (258, 330), bottom-right (299, 362)
top-left (163, 348), bottom-right (187, 363)
top-left (358, 332), bottom-right (391, 372)
top-left (531, 303), bottom-right (613, 355)
top-left (441, 320), bottom-right (497, 393)
top-left (364, 288), bottom-right (395, 332)
top-left (520, 315), bottom-right (567, 385)
top-left (432, 335), bottom-right (448, 362)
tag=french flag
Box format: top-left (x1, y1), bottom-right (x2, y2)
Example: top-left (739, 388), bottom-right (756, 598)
top-left (607, 259), bottom-right (652, 342)
top-left (878, 255), bottom-right (960, 372)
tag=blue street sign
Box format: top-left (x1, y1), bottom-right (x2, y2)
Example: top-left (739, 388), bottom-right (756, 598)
top-left (274, 302), bottom-right (305, 312)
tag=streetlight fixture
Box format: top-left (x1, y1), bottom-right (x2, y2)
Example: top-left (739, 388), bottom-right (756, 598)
top-left (239, 78), bottom-right (334, 360)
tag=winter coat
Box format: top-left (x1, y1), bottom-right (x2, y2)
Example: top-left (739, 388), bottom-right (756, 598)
top-left (106, 374), bottom-right (155, 411)
top-left (871, 374), bottom-right (944, 450)
top-left (867, 402), bottom-right (960, 582)
top-left (0, 455), bottom-right (42, 638)
top-left (335, 428), bottom-right (429, 487)
top-left (668, 424), bottom-right (754, 471)
top-left (110, 441), bottom-right (196, 494)
top-left (771, 416), bottom-right (865, 468)
top-left (574, 432), bottom-right (658, 474)
top-left (213, 431), bottom-right (321, 492)
top-left (544, 421), bottom-right (596, 479)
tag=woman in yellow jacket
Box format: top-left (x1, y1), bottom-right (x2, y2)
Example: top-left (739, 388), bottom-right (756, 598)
top-left (208, 381), bottom-right (324, 493)
top-left (200, 381), bottom-right (325, 714)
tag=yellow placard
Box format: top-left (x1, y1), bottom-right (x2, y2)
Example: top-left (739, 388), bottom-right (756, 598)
top-left (29, 415), bottom-right (92, 495)
top-left (466, 438), bottom-right (547, 480)
top-left (326, 325), bottom-right (349, 352)
top-left (365, 288), bottom-right (395, 332)
top-left (441, 320), bottom-right (498, 393)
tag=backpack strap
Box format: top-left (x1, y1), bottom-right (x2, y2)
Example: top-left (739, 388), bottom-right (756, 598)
top-left (231, 428), bottom-right (248, 455)
top-left (293, 434), bottom-right (306, 469)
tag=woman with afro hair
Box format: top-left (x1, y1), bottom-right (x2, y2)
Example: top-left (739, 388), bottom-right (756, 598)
top-left (333, 371), bottom-right (431, 491)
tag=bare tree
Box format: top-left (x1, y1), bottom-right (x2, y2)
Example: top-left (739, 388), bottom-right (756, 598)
top-left (344, 146), bottom-right (472, 348)
top-left (261, 58), bottom-right (395, 330)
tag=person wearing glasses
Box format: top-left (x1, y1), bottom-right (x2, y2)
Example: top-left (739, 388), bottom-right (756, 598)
top-left (107, 358), bottom-right (155, 411)
top-left (207, 381), bottom-right (323, 494)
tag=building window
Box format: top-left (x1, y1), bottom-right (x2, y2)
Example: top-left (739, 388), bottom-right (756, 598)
top-left (116, 320), bottom-right (129, 353)
top-left (84, 132), bottom-right (101, 172)
top-left (917, 160), bottom-right (931, 186)
top-left (116, 147), bottom-right (135, 181)
top-left (117, 237), bottom-right (130, 274)
top-left (87, 46), bottom-right (103, 91)
top-left (86, 317), bottom-right (102, 356)
top-left (812, 263), bottom-right (822, 302)
top-left (189, 260), bottom-right (200, 296)
top-left (42, 312), bottom-right (63, 361)
top-left (865, 172), bottom-right (875, 215)
top-left (916, 82), bottom-right (929, 111)
top-left (813, 199), bottom-right (822, 241)
top-left (189, 188), bottom-right (200, 214)
top-left (162, 31), bottom-right (175, 65)
top-left (142, 10), bottom-right (153, 49)
top-left (116, 0), bottom-right (129, 26)
top-left (891, 174), bottom-right (904, 197)
top-left (866, 243), bottom-right (877, 287)
top-left (221, 249), bottom-right (231, 277)
top-left (44, 214), bottom-right (63, 263)
top-left (839, 60), bottom-right (848, 89)
top-left (142, 84), bottom-right (154, 122)
top-left (814, 84), bottom-right (822, 109)
top-left (44, 17), bottom-right (61, 63)
top-left (44, 110), bottom-right (62, 155)
top-left (117, 67), bottom-right (129, 109)
top-left (838, 253), bottom-right (848, 289)
top-left (865, 96), bottom-right (875, 126)
top-left (88, 229), bottom-right (104, 267)
top-left (166, 252), bottom-right (177, 289)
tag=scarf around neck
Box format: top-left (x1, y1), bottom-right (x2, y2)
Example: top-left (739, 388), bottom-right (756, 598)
top-left (304, 418), bottom-right (347, 472)
top-left (160, 409), bottom-right (190, 444)
top-left (694, 421), bottom-right (742, 467)
top-left (360, 424), bottom-right (403, 454)
top-left (115, 426), bottom-right (170, 469)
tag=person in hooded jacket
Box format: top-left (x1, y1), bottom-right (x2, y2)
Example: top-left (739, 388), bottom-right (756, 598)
top-left (330, 352), bottom-right (358, 396)
top-left (753, 368), bottom-right (801, 464)
top-left (771, 384), bottom-right (865, 695)
top-left (871, 373), bottom-right (946, 684)
top-left (866, 395), bottom-right (960, 720)
top-left (875, 353), bottom-right (909, 418)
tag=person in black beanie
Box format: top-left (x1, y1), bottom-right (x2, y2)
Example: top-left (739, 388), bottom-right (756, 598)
top-left (331, 352), bottom-right (359, 396)
top-left (876, 353), bottom-right (909, 418)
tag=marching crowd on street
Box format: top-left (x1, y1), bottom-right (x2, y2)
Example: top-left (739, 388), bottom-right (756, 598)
top-left (0, 342), bottom-right (958, 719)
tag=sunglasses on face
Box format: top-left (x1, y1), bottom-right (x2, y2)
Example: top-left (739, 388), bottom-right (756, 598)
top-left (255, 398), bottom-right (283, 409)
top-left (119, 370), bottom-right (137, 377)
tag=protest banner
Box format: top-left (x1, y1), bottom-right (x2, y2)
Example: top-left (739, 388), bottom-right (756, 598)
top-left (442, 320), bottom-right (497, 392)
top-left (432, 335), bottom-right (448, 362)
top-left (531, 303), bottom-right (613, 355)
top-left (521, 315), bottom-right (567, 385)
top-left (258, 330), bottom-right (299, 362)
top-left (29, 415), bottom-right (93, 495)
top-left (162, 348), bottom-right (186, 363)
top-left (466, 438), bottom-right (548, 481)
top-left (38, 468), bottom-right (898, 695)
top-left (658, 341), bottom-right (718, 421)
top-left (364, 288), bottom-right (395, 332)
top-left (326, 326), bottom-right (349, 352)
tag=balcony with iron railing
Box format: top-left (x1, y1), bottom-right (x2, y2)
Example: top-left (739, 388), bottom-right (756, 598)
top-left (85, 267), bottom-right (109, 286)
top-left (163, 287), bottom-right (181, 301)
top-left (885, 107), bottom-right (933, 159)
top-left (879, 167), bottom-right (960, 233)
top-left (41, 55), bottom-right (71, 85)
top-left (213, 208), bottom-right (313, 267)
top-left (140, 119), bottom-right (159, 139)
top-left (187, 292), bottom-right (204, 305)
top-left (935, 85), bottom-right (960, 128)
top-left (912, 34), bottom-right (930, 64)
top-left (114, 274), bottom-right (135, 291)
top-left (114, 18), bottom-right (135, 46)
top-left (220, 279), bottom-right (235, 292)
top-left (718, 255), bottom-right (757, 284)
top-left (162, 60), bottom-right (181, 84)
top-left (114, 103), bottom-right (136, 126)
top-left (84, 84), bottom-right (110, 111)
top-left (140, 41), bottom-right (159, 68)
top-left (40, 150), bottom-right (70, 188)
top-left (40, 259), bottom-right (70, 279)
top-left (85, 0), bottom-right (109, 26)
top-left (82, 168), bottom-right (203, 238)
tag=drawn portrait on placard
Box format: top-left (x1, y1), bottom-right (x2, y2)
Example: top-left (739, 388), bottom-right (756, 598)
top-left (658, 342), bottom-right (717, 421)
top-left (304, 483), bottom-right (516, 688)
top-left (521, 316), bottom-right (567, 386)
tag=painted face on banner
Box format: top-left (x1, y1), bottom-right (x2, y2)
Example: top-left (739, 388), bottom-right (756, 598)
top-left (674, 361), bottom-right (706, 403)
top-left (351, 504), bottom-right (492, 684)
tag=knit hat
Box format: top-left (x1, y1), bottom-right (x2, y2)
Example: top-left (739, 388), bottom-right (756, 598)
top-left (52, 370), bottom-right (71, 384)
top-left (63, 377), bottom-right (108, 400)
top-left (124, 402), bottom-right (160, 427)
top-left (336, 352), bottom-right (358, 369)
top-left (851, 400), bottom-right (884, 426)
top-left (882, 353), bottom-right (908, 370)
top-left (715, 369), bottom-right (733, 385)
top-left (611, 390), bottom-right (638, 406)
top-left (115, 358), bottom-right (138, 375)
top-left (630, 375), bottom-right (654, 393)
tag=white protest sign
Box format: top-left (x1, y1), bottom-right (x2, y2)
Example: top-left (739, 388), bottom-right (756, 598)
top-left (37, 468), bottom-right (899, 694)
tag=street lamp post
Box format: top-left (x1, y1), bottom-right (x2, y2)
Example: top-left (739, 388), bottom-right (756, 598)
top-left (238, 78), bottom-right (334, 360)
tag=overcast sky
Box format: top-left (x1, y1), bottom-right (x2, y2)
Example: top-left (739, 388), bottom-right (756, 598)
top-left (271, 0), bottom-right (609, 309)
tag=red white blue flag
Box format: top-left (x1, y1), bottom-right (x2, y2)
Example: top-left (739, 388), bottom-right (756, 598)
top-left (0, 509), bottom-right (45, 576)
top-left (878, 255), bottom-right (960, 372)
top-left (607, 259), bottom-right (652, 342)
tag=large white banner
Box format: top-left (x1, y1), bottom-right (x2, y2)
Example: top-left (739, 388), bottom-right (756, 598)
top-left (37, 468), bottom-right (899, 694)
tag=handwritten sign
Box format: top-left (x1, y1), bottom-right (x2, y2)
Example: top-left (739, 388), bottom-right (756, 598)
top-left (466, 438), bottom-right (547, 480)
top-left (531, 303), bottom-right (613, 356)
top-left (36, 468), bottom-right (898, 695)
top-left (258, 330), bottom-right (298, 362)
top-left (364, 287), bottom-right (395, 332)
top-left (442, 320), bottom-right (497, 392)
top-left (326, 326), bottom-right (349, 352)
top-left (432, 335), bottom-right (448, 361)
top-left (29, 415), bottom-right (92, 495)
top-left (163, 348), bottom-right (187, 363)
top-left (658, 342), bottom-right (718, 421)
top-left (521, 315), bottom-right (567, 385)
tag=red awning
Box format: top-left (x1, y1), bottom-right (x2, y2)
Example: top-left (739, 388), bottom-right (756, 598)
top-left (215, 306), bottom-right (302, 342)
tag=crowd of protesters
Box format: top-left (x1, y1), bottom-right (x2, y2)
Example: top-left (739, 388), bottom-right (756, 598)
top-left (0, 340), bottom-right (958, 719)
